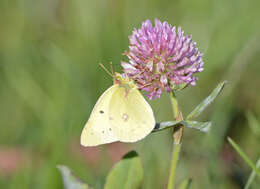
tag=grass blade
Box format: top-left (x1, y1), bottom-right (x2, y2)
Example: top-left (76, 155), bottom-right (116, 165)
top-left (227, 137), bottom-right (260, 178)
top-left (244, 157), bottom-right (260, 189)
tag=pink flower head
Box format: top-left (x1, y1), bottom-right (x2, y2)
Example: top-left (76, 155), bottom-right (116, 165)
top-left (121, 19), bottom-right (204, 100)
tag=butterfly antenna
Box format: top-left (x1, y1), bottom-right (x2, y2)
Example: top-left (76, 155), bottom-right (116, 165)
top-left (99, 63), bottom-right (113, 77)
top-left (109, 62), bottom-right (115, 75)
top-left (139, 83), bottom-right (152, 89)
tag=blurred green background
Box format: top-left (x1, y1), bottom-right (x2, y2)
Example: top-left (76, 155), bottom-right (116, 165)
top-left (0, 0), bottom-right (260, 188)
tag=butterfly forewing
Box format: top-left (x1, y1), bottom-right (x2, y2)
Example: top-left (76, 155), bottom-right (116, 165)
top-left (80, 85), bottom-right (119, 147)
top-left (108, 86), bottom-right (155, 142)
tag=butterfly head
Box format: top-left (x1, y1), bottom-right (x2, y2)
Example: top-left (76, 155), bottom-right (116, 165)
top-left (114, 72), bottom-right (137, 90)
top-left (99, 63), bottom-right (138, 91)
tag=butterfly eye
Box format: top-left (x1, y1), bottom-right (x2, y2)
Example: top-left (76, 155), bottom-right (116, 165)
top-left (99, 110), bottom-right (104, 114)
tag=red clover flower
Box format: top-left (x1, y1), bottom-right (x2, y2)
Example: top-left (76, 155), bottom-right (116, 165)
top-left (121, 19), bottom-right (204, 100)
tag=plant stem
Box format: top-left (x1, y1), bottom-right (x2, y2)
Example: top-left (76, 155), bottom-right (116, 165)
top-left (170, 91), bottom-right (179, 119)
top-left (167, 142), bottom-right (182, 189)
top-left (167, 91), bottom-right (184, 189)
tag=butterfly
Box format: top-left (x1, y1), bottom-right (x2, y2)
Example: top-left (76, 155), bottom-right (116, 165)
top-left (80, 64), bottom-right (155, 147)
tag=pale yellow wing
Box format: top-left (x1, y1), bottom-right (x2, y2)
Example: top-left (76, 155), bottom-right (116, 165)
top-left (108, 86), bottom-right (155, 142)
top-left (80, 85), bottom-right (119, 147)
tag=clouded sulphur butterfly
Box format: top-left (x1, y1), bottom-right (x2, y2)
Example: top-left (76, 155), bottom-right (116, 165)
top-left (80, 72), bottom-right (155, 147)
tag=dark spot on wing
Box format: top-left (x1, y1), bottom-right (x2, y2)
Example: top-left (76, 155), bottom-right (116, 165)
top-left (109, 117), bottom-right (113, 120)
top-left (99, 110), bottom-right (104, 114)
top-left (109, 128), bottom-right (112, 131)
top-left (102, 130), bottom-right (105, 133)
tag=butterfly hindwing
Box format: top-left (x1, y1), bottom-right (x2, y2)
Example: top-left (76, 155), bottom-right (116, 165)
top-left (108, 85), bottom-right (155, 142)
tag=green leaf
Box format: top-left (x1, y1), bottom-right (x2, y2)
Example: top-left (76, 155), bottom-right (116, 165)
top-left (152, 121), bottom-right (181, 132)
top-left (182, 121), bottom-right (212, 133)
top-left (104, 151), bottom-right (143, 189)
top-left (177, 178), bottom-right (192, 189)
top-left (246, 111), bottom-right (260, 137)
top-left (152, 121), bottom-right (211, 133)
top-left (186, 81), bottom-right (227, 120)
top-left (57, 165), bottom-right (93, 189)
top-left (227, 137), bottom-right (260, 178)
top-left (245, 157), bottom-right (260, 189)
